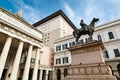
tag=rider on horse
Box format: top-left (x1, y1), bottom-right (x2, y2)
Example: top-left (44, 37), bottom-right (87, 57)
top-left (80, 20), bottom-right (88, 31)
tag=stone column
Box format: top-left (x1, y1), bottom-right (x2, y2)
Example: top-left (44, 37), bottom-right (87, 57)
top-left (39, 69), bottom-right (43, 80)
top-left (46, 70), bottom-right (49, 80)
top-left (0, 36), bottom-right (12, 79)
top-left (10, 41), bottom-right (24, 80)
top-left (32, 48), bottom-right (40, 80)
top-left (22, 45), bottom-right (33, 80)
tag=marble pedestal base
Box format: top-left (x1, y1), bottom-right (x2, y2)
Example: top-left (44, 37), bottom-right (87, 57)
top-left (64, 64), bottom-right (117, 80)
top-left (64, 41), bottom-right (117, 80)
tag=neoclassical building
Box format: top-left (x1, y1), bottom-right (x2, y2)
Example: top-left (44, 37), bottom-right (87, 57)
top-left (0, 7), bottom-right (52, 80)
top-left (54, 19), bottom-right (120, 79)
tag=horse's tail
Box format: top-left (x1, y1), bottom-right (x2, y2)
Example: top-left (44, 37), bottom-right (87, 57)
top-left (73, 30), bottom-right (79, 38)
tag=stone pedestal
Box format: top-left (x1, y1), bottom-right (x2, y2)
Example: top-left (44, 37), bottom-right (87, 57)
top-left (64, 41), bottom-right (117, 80)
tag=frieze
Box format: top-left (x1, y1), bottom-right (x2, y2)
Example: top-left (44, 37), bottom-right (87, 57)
top-left (0, 22), bottom-right (42, 47)
top-left (86, 67), bottom-right (92, 74)
top-left (92, 67), bottom-right (99, 74)
top-left (79, 68), bottom-right (86, 74)
top-left (10, 29), bottom-right (16, 34)
top-left (100, 66), bottom-right (109, 74)
top-left (4, 26), bottom-right (9, 31)
top-left (73, 68), bottom-right (79, 74)
top-left (68, 69), bottom-right (73, 75)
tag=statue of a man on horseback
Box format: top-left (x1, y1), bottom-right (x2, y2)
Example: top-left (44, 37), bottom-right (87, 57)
top-left (73, 17), bottom-right (99, 43)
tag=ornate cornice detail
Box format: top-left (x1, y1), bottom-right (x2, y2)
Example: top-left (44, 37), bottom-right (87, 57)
top-left (0, 22), bottom-right (42, 47)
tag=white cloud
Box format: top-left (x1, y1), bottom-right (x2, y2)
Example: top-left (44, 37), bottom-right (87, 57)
top-left (59, 0), bottom-right (82, 28)
top-left (8, 0), bottom-right (41, 24)
top-left (59, 0), bottom-right (74, 18)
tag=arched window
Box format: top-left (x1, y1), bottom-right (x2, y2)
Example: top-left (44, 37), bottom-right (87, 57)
top-left (117, 64), bottom-right (120, 76)
top-left (108, 32), bottom-right (114, 39)
top-left (64, 68), bottom-right (68, 77)
top-left (97, 35), bottom-right (102, 41)
top-left (114, 49), bottom-right (120, 57)
top-left (109, 65), bottom-right (114, 75)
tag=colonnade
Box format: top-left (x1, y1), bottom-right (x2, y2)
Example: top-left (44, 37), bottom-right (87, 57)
top-left (0, 35), bottom-right (45, 80)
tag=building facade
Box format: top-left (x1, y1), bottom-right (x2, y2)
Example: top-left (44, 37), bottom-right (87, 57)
top-left (0, 7), bottom-right (52, 80)
top-left (54, 19), bottom-right (120, 79)
top-left (33, 10), bottom-right (76, 66)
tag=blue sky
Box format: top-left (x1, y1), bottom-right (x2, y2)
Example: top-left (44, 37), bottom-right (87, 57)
top-left (0, 0), bottom-right (120, 28)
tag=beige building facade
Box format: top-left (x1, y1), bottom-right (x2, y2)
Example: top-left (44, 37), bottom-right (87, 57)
top-left (33, 10), bottom-right (76, 66)
top-left (33, 10), bottom-right (76, 48)
top-left (0, 7), bottom-right (52, 80)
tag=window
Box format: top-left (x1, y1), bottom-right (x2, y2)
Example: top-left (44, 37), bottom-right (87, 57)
top-left (79, 39), bottom-right (84, 44)
top-left (58, 58), bottom-right (61, 64)
top-left (117, 64), bottom-right (120, 76)
top-left (56, 59), bottom-right (57, 64)
top-left (69, 41), bottom-right (75, 47)
top-left (108, 32), bottom-right (114, 39)
top-left (63, 57), bottom-right (64, 64)
top-left (64, 68), bottom-right (68, 77)
top-left (65, 44), bottom-right (68, 49)
top-left (56, 45), bottom-right (61, 51)
top-left (97, 35), bottom-right (102, 41)
top-left (62, 43), bottom-right (68, 50)
top-left (72, 41), bottom-right (75, 46)
top-left (62, 44), bottom-right (65, 50)
top-left (56, 58), bottom-right (61, 64)
top-left (63, 57), bottom-right (69, 64)
top-left (31, 58), bottom-right (35, 63)
top-left (69, 42), bottom-right (72, 48)
top-left (114, 49), bottom-right (120, 57)
top-left (39, 60), bottom-right (40, 65)
top-left (104, 50), bottom-right (109, 58)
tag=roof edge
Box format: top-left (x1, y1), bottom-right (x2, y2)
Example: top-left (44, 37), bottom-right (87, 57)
top-left (33, 10), bottom-right (77, 30)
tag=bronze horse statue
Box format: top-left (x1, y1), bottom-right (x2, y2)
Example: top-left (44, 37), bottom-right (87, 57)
top-left (73, 18), bottom-right (99, 43)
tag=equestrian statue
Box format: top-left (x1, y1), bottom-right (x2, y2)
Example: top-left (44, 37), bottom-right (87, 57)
top-left (73, 17), bottom-right (99, 43)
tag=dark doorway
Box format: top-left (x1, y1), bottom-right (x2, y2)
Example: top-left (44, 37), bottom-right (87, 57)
top-left (37, 70), bottom-right (40, 80)
top-left (28, 69), bottom-right (33, 80)
top-left (57, 69), bottom-right (61, 80)
top-left (48, 71), bottom-right (53, 80)
top-left (1, 69), bottom-right (8, 80)
top-left (42, 70), bottom-right (46, 80)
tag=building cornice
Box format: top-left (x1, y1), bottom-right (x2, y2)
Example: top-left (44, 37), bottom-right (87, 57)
top-left (33, 10), bottom-right (77, 30)
top-left (105, 57), bottom-right (120, 62)
top-left (95, 18), bottom-right (120, 31)
top-left (54, 34), bottom-right (74, 43)
top-left (103, 38), bottom-right (120, 45)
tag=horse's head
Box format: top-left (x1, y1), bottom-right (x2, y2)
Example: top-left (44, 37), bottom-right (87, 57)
top-left (93, 17), bottom-right (99, 22)
top-left (89, 17), bottom-right (99, 27)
